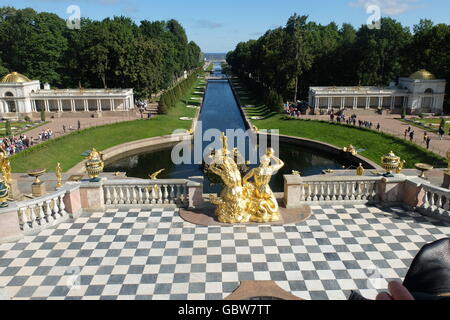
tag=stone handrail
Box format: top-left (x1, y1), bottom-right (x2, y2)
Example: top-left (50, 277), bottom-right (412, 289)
top-left (284, 175), bottom-right (383, 208)
top-left (16, 188), bottom-right (69, 233)
top-left (418, 183), bottom-right (450, 222)
top-left (102, 177), bottom-right (204, 209)
top-left (103, 179), bottom-right (190, 207)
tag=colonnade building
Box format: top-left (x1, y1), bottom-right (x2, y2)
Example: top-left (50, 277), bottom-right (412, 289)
top-left (0, 72), bottom-right (135, 119)
top-left (308, 70), bottom-right (446, 115)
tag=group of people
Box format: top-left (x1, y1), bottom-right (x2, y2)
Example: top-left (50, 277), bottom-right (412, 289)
top-left (0, 128), bottom-right (55, 157)
top-left (1, 135), bottom-right (32, 156)
top-left (329, 112), bottom-right (381, 131)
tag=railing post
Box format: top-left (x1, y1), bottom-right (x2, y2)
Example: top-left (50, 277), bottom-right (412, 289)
top-left (284, 175), bottom-right (303, 209)
top-left (0, 204), bottom-right (24, 243)
top-left (187, 176), bottom-right (204, 209)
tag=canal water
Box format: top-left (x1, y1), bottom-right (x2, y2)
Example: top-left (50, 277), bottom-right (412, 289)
top-left (104, 63), bottom-right (350, 192)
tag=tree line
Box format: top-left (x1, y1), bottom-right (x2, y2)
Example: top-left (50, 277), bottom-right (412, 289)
top-left (158, 69), bottom-right (202, 114)
top-left (226, 14), bottom-right (450, 112)
top-left (0, 7), bottom-right (203, 100)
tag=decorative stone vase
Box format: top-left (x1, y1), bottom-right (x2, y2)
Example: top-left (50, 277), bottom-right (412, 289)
top-left (381, 151), bottom-right (401, 177)
top-left (0, 180), bottom-right (9, 208)
top-left (84, 149), bottom-right (104, 182)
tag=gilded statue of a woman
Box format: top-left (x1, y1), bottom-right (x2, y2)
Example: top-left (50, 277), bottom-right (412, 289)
top-left (243, 148), bottom-right (284, 223)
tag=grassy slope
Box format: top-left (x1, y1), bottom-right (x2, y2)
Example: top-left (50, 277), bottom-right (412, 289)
top-left (230, 77), bottom-right (446, 168)
top-left (11, 77), bottom-right (205, 173)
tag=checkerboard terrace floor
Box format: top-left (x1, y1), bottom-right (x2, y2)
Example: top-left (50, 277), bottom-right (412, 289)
top-left (0, 204), bottom-right (449, 300)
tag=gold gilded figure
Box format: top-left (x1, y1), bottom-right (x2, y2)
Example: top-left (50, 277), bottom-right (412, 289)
top-left (208, 133), bottom-right (251, 223)
top-left (243, 148), bottom-right (284, 223)
top-left (0, 148), bottom-right (12, 188)
top-left (56, 163), bottom-right (62, 188)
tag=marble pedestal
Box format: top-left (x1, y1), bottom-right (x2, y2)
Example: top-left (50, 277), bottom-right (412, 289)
top-left (32, 182), bottom-right (46, 197)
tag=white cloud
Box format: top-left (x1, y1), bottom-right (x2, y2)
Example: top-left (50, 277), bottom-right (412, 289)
top-left (349, 0), bottom-right (421, 15)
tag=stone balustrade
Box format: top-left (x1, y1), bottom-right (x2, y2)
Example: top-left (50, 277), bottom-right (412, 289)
top-left (17, 189), bottom-right (69, 233)
top-left (418, 183), bottom-right (450, 222)
top-left (284, 175), bottom-right (384, 208)
top-left (103, 179), bottom-right (191, 207)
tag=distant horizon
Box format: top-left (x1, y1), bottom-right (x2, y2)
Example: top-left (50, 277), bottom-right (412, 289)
top-left (2, 0), bottom-right (449, 52)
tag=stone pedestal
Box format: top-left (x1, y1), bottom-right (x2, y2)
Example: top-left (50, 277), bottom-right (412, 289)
top-left (8, 180), bottom-right (20, 200)
top-left (32, 182), bottom-right (46, 197)
top-left (443, 171), bottom-right (450, 189)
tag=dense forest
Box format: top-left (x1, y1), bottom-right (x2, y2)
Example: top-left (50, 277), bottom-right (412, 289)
top-left (226, 14), bottom-right (450, 112)
top-left (0, 7), bottom-right (203, 100)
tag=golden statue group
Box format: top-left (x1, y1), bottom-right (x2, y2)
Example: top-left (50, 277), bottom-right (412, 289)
top-left (208, 133), bottom-right (284, 224)
top-left (0, 148), bottom-right (11, 207)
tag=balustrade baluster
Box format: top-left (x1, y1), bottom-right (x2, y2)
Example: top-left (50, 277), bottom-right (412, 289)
top-left (105, 187), bottom-right (111, 205)
top-left (137, 187), bottom-right (143, 204)
top-left (169, 185), bottom-right (175, 204)
top-left (59, 194), bottom-right (66, 216)
top-left (163, 185), bottom-right (169, 204)
top-left (44, 200), bottom-right (55, 224)
top-left (143, 187), bottom-right (150, 204)
top-left (118, 187), bottom-right (125, 204)
top-left (18, 207), bottom-right (29, 231)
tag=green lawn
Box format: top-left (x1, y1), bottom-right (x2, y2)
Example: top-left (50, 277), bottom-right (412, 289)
top-left (254, 115), bottom-right (446, 169)
top-left (11, 77), bottom-right (205, 173)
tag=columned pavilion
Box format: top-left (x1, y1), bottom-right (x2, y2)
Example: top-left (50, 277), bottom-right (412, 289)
top-left (308, 70), bottom-right (446, 115)
top-left (0, 72), bottom-right (134, 117)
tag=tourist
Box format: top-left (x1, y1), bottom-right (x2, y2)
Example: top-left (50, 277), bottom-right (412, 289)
top-left (424, 132), bottom-right (428, 143)
top-left (63, 125), bottom-right (66, 133)
top-left (376, 123), bottom-right (380, 131)
top-left (410, 131), bottom-right (414, 142)
top-left (439, 127), bottom-right (445, 140)
top-left (426, 136), bottom-right (431, 149)
top-left (78, 120), bottom-right (81, 130)
top-left (404, 129), bottom-right (408, 139)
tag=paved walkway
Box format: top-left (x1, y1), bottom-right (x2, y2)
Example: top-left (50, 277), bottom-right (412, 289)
top-left (22, 114), bottom-right (141, 142)
top-left (297, 113), bottom-right (450, 158)
top-left (0, 204), bottom-right (448, 300)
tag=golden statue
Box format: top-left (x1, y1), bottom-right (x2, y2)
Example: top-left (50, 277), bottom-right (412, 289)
top-left (243, 148), bottom-right (284, 223)
top-left (149, 169), bottom-right (165, 180)
top-left (356, 163), bottom-right (365, 176)
top-left (343, 145), bottom-right (357, 156)
top-left (0, 149), bottom-right (12, 188)
top-left (292, 170), bottom-right (301, 176)
top-left (209, 133), bottom-right (250, 223)
top-left (56, 162), bottom-right (62, 188)
top-left (208, 133), bottom-right (284, 224)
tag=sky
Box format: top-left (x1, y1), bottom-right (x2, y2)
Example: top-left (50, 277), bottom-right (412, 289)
top-left (1, 0), bottom-right (449, 52)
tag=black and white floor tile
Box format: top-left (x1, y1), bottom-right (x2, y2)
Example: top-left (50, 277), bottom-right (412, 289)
top-left (0, 204), bottom-right (449, 300)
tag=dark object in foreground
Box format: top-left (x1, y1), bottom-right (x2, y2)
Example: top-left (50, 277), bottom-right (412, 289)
top-left (350, 238), bottom-right (450, 300)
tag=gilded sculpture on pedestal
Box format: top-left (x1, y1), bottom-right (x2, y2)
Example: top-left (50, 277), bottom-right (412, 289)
top-left (208, 133), bottom-right (284, 224)
top-left (243, 148), bottom-right (284, 223)
top-left (84, 148), bottom-right (104, 182)
top-left (56, 162), bottom-right (63, 189)
top-left (0, 148), bottom-right (10, 207)
top-left (208, 133), bottom-right (250, 223)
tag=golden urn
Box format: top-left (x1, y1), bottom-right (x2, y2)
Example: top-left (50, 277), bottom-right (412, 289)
top-left (381, 151), bottom-right (401, 176)
top-left (84, 148), bottom-right (104, 182)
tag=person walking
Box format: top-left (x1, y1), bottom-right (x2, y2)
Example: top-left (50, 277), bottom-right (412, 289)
top-left (438, 127), bottom-right (445, 140)
top-left (404, 129), bottom-right (408, 139)
top-left (424, 132), bottom-right (428, 143)
top-left (78, 120), bottom-right (81, 130)
top-left (426, 136), bottom-right (431, 150)
top-left (376, 123), bottom-right (381, 131)
top-left (409, 131), bottom-right (414, 142)
top-left (63, 125), bottom-right (66, 133)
